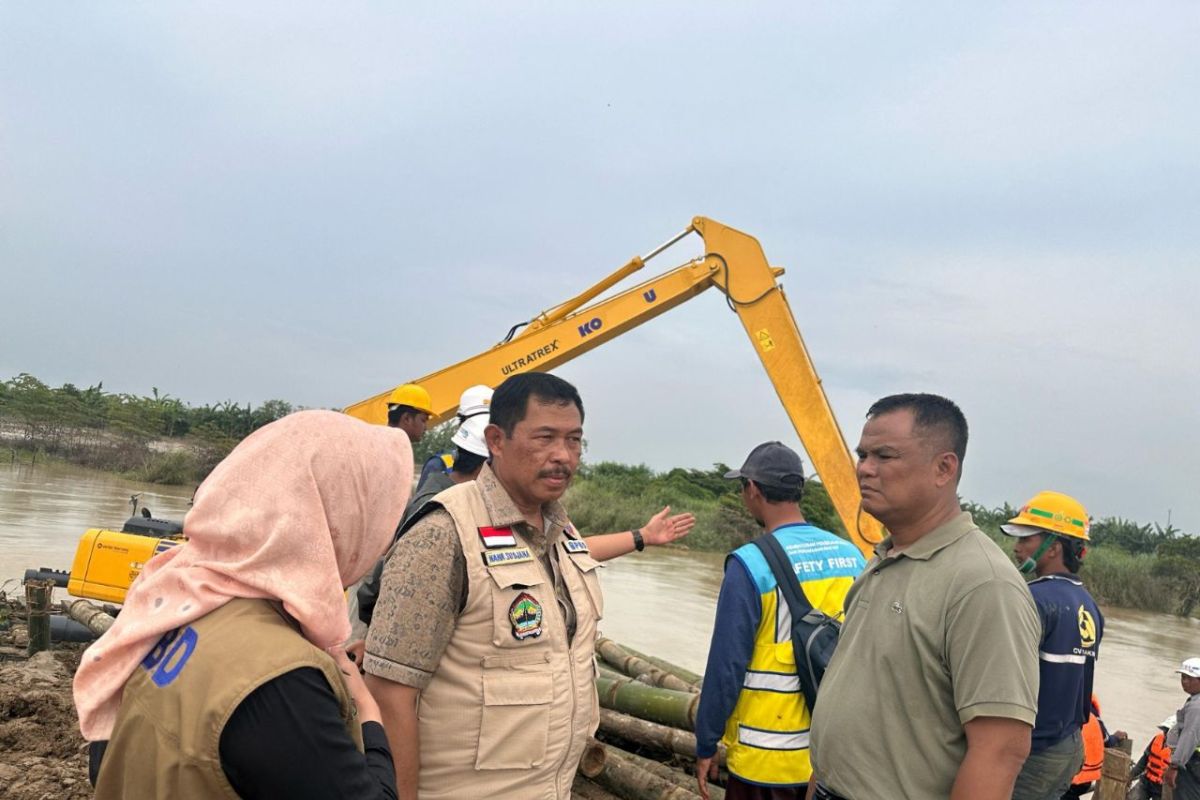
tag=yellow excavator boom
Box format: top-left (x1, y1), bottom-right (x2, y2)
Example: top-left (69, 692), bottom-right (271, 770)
top-left (344, 217), bottom-right (883, 554)
top-left (63, 217), bottom-right (881, 605)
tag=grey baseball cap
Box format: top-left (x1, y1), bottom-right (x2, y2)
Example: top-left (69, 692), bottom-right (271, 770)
top-left (724, 441), bottom-right (805, 489)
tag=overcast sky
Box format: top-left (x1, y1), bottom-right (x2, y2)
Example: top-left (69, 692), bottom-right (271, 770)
top-left (2, 3), bottom-right (1197, 532)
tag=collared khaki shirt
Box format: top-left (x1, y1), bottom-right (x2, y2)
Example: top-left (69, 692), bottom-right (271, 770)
top-left (364, 465), bottom-right (575, 689)
top-left (810, 511), bottom-right (1040, 800)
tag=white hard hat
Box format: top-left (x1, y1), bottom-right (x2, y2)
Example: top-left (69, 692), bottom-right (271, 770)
top-left (452, 414), bottom-right (489, 457)
top-left (458, 385), bottom-right (493, 419)
top-left (1161, 715), bottom-right (1177, 729)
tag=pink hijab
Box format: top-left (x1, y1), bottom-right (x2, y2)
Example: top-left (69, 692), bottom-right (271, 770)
top-left (73, 409), bottom-right (413, 741)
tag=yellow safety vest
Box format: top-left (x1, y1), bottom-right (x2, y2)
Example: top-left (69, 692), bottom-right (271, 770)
top-left (721, 526), bottom-right (863, 786)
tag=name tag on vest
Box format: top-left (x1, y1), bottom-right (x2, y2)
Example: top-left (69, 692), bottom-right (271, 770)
top-left (482, 547), bottom-right (534, 567)
top-left (563, 539), bottom-right (590, 554)
top-left (478, 526), bottom-right (517, 549)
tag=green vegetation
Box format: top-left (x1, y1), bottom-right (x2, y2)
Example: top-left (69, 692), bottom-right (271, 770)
top-left (566, 461), bottom-right (846, 553)
top-left (5, 372), bottom-right (1197, 616)
top-left (0, 373), bottom-right (295, 485)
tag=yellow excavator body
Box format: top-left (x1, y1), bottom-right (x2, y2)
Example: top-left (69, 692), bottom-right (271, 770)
top-left (67, 528), bottom-right (182, 604)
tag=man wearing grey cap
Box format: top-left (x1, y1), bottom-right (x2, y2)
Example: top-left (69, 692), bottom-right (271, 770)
top-left (694, 442), bottom-right (866, 800)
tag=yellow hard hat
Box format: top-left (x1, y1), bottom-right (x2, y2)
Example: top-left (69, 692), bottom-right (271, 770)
top-left (387, 383), bottom-right (433, 415)
top-left (1002, 490), bottom-right (1090, 542)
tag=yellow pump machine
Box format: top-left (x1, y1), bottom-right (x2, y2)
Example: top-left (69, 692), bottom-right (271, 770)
top-left (60, 217), bottom-right (883, 604)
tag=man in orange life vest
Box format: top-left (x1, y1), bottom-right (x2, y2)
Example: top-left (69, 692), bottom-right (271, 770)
top-left (1127, 716), bottom-right (1175, 800)
top-left (1061, 694), bottom-right (1126, 798)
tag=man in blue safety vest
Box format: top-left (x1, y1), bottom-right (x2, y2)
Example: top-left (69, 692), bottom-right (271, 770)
top-left (694, 441), bottom-right (865, 800)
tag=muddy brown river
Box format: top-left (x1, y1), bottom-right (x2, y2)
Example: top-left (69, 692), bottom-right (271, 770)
top-left (2, 461), bottom-right (1196, 760)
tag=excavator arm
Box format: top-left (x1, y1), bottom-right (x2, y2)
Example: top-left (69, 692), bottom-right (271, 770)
top-left (344, 217), bottom-right (882, 555)
top-left (60, 217), bottom-right (880, 606)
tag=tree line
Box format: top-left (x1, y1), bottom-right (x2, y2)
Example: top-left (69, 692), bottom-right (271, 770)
top-left (568, 464), bottom-right (1199, 617)
top-left (3, 372), bottom-right (1195, 616)
top-left (0, 373), bottom-right (295, 483)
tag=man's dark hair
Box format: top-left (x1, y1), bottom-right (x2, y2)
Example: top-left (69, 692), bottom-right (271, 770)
top-left (743, 478), bottom-right (804, 505)
top-left (387, 404), bottom-right (423, 427)
top-left (866, 393), bottom-right (968, 469)
top-left (452, 448), bottom-right (487, 476)
top-left (490, 372), bottom-right (584, 436)
top-left (1060, 536), bottom-right (1084, 573)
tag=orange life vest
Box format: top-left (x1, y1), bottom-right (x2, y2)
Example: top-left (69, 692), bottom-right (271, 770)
top-left (1145, 730), bottom-right (1173, 786)
top-left (1072, 695), bottom-right (1104, 785)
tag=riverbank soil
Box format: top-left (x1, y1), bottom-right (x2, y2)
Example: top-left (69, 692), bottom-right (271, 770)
top-left (0, 597), bottom-right (90, 800)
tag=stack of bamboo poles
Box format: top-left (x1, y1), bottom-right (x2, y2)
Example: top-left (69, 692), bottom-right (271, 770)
top-left (573, 637), bottom-right (723, 800)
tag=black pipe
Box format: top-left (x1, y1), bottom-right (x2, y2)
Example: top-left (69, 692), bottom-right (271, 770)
top-left (51, 615), bottom-right (97, 642)
top-left (23, 568), bottom-right (69, 588)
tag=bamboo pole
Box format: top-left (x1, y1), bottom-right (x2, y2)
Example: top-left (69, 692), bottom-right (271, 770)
top-left (614, 746), bottom-right (725, 800)
top-left (597, 637), bottom-right (699, 693)
top-left (598, 708), bottom-right (728, 766)
top-left (596, 674), bottom-right (700, 730)
top-left (62, 599), bottom-right (116, 636)
top-left (572, 776), bottom-right (624, 800)
top-left (580, 738), bottom-right (608, 778)
top-left (599, 663), bottom-right (631, 682)
top-left (1096, 745), bottom-right (1132, 800)
top-left (598, 662), bottom-right (667, 691)
top-left (24, 579), bottom-right (52, 655)
top-left (592, 747), bottom-right (704, 800)
top-left (616, 642), bottom-right (703, 688)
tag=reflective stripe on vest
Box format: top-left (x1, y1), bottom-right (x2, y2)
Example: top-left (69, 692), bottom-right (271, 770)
top-left (738, 724), bottom-right (811, 751)
top-left (744, 670), bottom-right (801, 693)
top-left (721, 528), bottom-right (861, 787)
top-left (1039, 650), bottom-right (1088, 665)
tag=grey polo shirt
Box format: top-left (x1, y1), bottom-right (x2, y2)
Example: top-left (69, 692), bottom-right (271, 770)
top-left (810, 512), bottom-right (1040, 800)
top-left (1167, 692), bottom-right (1200, 768)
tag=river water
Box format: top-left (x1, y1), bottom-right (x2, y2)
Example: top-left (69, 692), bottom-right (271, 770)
top-left (2, 461), bottom-right (1196, 759)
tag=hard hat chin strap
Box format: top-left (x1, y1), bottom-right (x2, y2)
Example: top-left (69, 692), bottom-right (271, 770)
top-left (1019, 535), bottom-right (1057, 574)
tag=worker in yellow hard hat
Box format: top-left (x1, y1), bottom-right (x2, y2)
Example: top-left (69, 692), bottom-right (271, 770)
top-left (386, 383), bottom-right (433, 443)
top-left (1003, 490), bottom-right (1105, 800)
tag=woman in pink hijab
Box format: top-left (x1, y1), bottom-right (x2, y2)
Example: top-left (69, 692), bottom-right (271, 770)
top-left (74, 409), bottom-right (413, 799)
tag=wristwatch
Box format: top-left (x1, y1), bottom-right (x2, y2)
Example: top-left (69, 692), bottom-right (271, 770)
top-left (631, 529), bottom-right (645, 552)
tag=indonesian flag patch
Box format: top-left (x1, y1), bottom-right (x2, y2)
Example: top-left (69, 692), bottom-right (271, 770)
top-left (478, 525), bottom-right (517, 549)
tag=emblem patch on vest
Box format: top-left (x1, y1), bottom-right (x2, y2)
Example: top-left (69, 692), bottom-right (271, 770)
top-left (482, 547), bottom-right (534, 567)
top-left (563, 538), bottom-right (590, 554)
top-left (478, 526), bottom-right (517, 549)
top-left (1078, 606), bottom-right (1097, 648)
top-left (508, 592), bottom-right (544, 640)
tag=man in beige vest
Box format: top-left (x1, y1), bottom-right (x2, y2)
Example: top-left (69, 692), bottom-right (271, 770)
top-left (364, 372), bottom-right (600, 800)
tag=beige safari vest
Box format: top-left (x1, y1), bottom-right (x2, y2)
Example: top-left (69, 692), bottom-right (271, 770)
top-left (95, 598), bottom-right (362, 800)
top-left (419, 474), bottom-right (603, 800)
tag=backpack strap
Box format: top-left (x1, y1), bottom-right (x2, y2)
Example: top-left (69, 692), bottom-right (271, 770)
top-left (751, 531), bottom-right (815, 618)
top-left (751, 531), bottom-right (827, 710)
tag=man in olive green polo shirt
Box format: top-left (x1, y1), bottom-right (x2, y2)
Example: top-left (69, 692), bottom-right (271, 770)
top-left (808, 393), bottom-right (1041, 800)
